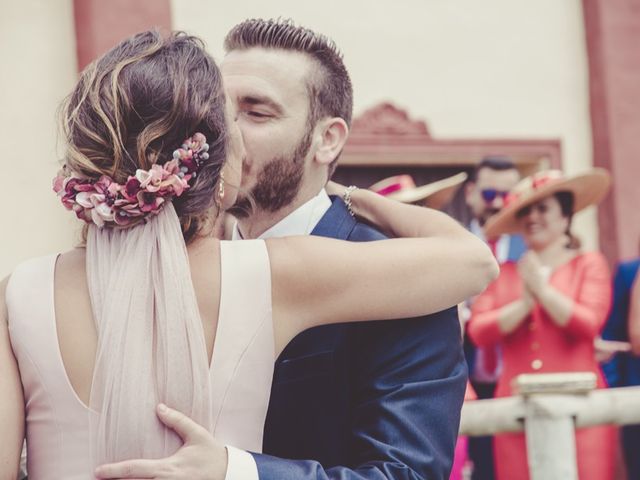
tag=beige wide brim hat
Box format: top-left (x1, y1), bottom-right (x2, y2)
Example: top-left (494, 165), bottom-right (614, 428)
top-left (369, 172), bottom-right (468, 209)
top-left (483, 168), bottom-right (611, 238)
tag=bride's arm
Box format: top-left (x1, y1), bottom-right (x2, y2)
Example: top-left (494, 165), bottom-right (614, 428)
top-left (268, 188), bottom-right (499, 355)
top-left (328, 182), bottom-right (468, 239)
top-left (0, 276), bottom-right (25, 479)
top-left (92, 191), bottom-right (495, 480)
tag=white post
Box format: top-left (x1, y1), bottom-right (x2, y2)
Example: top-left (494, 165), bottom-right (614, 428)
top-left (524, 405), bottom-right (578, 480)
top-left (514, 372), bottom-right (597, 480)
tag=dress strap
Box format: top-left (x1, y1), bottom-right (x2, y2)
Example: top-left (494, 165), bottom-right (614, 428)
top-left (5, 255), bottom-right (60, 367)
top-left (209, 239), bottom-right (274, 452)
top-left (5, 254), bottom-right (88, 409)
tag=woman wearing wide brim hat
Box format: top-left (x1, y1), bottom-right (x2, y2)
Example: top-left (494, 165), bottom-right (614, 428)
top-left (484, 168), bottom-right (611, 239)
top-left (467, 168), bottom-right (616, 480)
top-left (369, 172), bottom-right (468, 210)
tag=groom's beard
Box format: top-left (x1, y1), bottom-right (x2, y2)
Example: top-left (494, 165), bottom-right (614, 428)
top-left (228, 127), bottom-right (312, 219)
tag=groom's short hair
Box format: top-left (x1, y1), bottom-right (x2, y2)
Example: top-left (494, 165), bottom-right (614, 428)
top-left (224, 18), bottom-right (353, 132)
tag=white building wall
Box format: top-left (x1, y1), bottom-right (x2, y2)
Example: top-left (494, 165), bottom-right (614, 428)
top-left (0, 0), bottom-right (78, 277)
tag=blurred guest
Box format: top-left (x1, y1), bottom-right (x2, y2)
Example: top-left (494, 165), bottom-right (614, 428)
top-left (465, 157), bottom-right (522, 230)
top-left (601, 257), bottom-right (640, 478)
top-left (463, 156), bottom-right (525, 480)
top-left (468, 169), bottom-right (614, 480)
top-left (369, 172), bottom-right (468, 209)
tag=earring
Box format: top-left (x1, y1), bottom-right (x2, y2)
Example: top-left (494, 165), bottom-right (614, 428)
top-left (217, 171), bottom-right (225, 205)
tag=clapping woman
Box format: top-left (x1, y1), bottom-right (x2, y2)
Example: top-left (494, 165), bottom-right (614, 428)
top-left (467, 169), bottom-right (615, 480)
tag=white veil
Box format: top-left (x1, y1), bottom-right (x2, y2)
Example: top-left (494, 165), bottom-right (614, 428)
top-left (86, 202), bottom-right (212, 465)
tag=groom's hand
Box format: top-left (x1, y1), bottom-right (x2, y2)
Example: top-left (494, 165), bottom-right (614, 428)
top-left (94, 404), bottom-right (227, 480)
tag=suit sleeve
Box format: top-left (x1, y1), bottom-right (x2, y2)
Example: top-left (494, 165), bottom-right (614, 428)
top-left (563, 253), bottom-right (612, 340)
top-left (252, 308), bottom-right (468, 480)
top-left (601, 263), bottom-right (633, 387)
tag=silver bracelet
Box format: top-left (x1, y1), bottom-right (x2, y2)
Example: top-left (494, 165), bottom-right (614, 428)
top-left (343, 185), bottom-right (358, 217)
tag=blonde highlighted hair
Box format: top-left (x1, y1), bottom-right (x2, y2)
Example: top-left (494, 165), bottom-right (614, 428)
top-left (61, 30), bottom-right (227, 242)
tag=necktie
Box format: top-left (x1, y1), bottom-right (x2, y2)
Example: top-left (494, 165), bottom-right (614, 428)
top-left (487, 238), bottom-right (498, 257)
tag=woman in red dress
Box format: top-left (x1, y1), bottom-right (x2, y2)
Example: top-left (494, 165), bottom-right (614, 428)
top-left (467, 169), bottom-right (615, 480)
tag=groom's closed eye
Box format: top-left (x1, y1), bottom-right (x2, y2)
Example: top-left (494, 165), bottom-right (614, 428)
top-left (238, 94), bottom-right (284, 116)
top-left (246, 110), bottom-right (272, 119)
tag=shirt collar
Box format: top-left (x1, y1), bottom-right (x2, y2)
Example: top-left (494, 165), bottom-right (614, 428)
top-left (469, 218), bottom-right (486, 240)
top-left (232, 189), bottom-right (332, 240)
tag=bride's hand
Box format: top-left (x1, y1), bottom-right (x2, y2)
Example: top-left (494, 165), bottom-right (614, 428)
top-left (325, 180), bottom-right (348, 197)
top-left (94, 404), bottom-right (227, 480)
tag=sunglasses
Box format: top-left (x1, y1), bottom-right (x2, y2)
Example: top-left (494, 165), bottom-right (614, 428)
top-left (516, 203), bottom-right (550, 218)
top-left (480, 189), bottom-right (510, 203)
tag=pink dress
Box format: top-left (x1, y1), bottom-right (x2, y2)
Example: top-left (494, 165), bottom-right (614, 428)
top-left (6, 240), bottom-right (274, 480)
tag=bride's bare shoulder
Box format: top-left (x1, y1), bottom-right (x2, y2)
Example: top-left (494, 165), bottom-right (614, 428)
top-left (3, 248), bottom-right (85, 297)
top-left (57, 247), bottom-right (86, 268)
top-left (187, 236), bottom-right (221, 262)
top-left (58, 247), bottom-right (86, 262)
top-left (56, 248), bottom-right (88, 290)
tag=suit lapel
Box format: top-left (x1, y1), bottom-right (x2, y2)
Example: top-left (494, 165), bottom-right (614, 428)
top-left (311, 196), bottom-right (355, 240)
top-left (272, 196), bottom-right (353, 366)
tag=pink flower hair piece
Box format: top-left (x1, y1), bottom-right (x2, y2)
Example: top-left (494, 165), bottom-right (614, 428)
top-left (53, 133), bottom-right (210, 227)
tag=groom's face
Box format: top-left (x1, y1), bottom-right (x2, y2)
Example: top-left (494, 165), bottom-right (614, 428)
top-left (221, 47), bottom-right (316, 217)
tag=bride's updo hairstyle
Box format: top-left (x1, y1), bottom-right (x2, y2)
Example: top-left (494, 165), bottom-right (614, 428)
top-left (61, 30), bottom-right (227, 242)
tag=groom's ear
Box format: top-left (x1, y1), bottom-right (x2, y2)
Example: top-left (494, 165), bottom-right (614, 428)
top-left (313, 117), bottom-right (349, 167)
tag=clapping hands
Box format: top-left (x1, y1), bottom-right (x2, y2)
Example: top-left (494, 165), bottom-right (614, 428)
top-left (518, 251), bottom-right (547, 301)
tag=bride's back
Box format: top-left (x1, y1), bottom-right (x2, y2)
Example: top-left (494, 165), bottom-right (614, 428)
top-left (11, 29), bottom-right (251, 471)
top-left (7, 234), bottom-right (275, 480)
top-left (54, 237), bottom-right (222, 408)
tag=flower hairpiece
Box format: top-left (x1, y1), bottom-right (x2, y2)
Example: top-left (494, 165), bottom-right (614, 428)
top-left (53, 133), bottom-right (210, 227)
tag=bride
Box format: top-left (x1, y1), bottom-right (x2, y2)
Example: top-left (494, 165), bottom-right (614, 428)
top-left (0, 30), bottom-right (497, 480)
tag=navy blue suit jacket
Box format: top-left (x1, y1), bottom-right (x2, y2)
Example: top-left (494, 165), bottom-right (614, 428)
top-left (602, 259), bottom-right (640, 387)
top-left (251, 197), bottom-right (468, 479)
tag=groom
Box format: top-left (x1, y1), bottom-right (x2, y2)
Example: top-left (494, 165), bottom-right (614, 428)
top-left (221, 20), bottom-right (466, 480)
top-left (98, 19), bottom-right (467, 480)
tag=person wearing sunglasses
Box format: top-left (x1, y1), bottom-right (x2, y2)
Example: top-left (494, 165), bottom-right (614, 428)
top-left (465, 157), bottom-right (520, 230)
top-left (462, 156), bottom-right (525, 480)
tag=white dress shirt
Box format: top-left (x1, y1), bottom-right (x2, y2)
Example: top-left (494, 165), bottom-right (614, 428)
top-left (469, 218), bottom-right (510, 264)
top-left (232, 189), bottom-right (332, 241)
top-left (467, 218), bottom-right (511, 383)
top-left (225, 189), bottom-right (332, 480)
